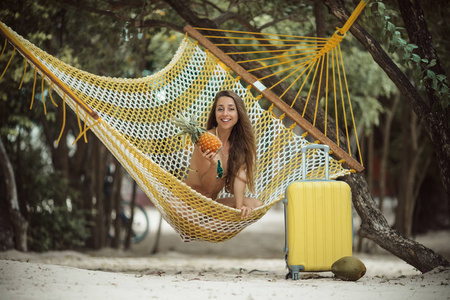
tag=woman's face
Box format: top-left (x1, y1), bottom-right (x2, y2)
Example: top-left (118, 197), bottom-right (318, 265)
top-left (215, 96), bottom-right (238, 130)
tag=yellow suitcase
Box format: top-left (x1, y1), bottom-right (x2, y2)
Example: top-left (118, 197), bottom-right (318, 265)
top-left (283, 145), bottom-right (352, 280)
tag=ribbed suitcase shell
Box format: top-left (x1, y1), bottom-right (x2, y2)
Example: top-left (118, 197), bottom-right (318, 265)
top-left (285, 180), bottom-right (352, 273)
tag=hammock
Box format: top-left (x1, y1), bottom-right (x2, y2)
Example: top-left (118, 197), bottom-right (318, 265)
top-left (0, 1), bottom-right (367, 243)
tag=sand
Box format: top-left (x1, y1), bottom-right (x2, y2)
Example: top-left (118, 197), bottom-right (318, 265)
top-left (1, 205), bottom-right (449, 300)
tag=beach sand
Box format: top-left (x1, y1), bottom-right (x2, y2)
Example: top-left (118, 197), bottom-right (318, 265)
top-left (1, 205), bottom-right (449, 300)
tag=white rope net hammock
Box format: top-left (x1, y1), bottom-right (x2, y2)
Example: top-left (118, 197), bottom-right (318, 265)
top-left (0, 22), bottom-right (352, 242)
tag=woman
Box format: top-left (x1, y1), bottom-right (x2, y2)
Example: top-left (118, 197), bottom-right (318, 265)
top-left (183, 90), bottom-right (262, 218)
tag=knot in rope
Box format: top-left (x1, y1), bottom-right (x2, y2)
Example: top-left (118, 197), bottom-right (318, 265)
top-left (315, 31), bottom-right (346, 59)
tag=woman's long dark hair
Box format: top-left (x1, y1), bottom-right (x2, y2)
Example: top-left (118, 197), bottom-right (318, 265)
top-left (206, 90), bottom-right (256, 193)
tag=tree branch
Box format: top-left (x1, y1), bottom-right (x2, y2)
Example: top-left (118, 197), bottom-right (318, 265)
top-left (322, 0), bottom-right (450, 212)
top-left (138, 19), bottom-right (184, 33)
top-left (397, 0), bottom-right (449, 114)
top-left (59, 0), bottom-right (131, 22)
top-left (322, 0), bottom-right (450, 272)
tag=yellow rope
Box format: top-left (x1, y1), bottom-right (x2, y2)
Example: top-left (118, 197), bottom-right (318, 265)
top-left (338, 44), bottom-right (363, 165)
top-left (0, 22), bottom-right (97, 118)
top-left (203, 2), bottom-right (368, 162)
top-left (41, 75), bottom-right (47, 115)
top-left (303, 58), bottom-right (321, 118)
top-left (194, 27), bottom-right (329, 40)
top-left (0, 39), bottom-right (7, 60)
top-left (237, 51), bottom-right (317, 65)
top-left (0, 48), bottom-right (15, 81)
top-left (325, 52), bottom-right (329, 136)
top-left (83, 111), bottom-right (89, 143)
top-left (76, 104), bottom-right (83, 140)
top-left (287, 60), bottom-right (318, 109)
top-left (314, 31), bottom-right (345, 60)
top-left (18, 59), bottom-right (27, 90)
top-left (204, 35), bottom-right (327, 44)
top-left (48, 83), bottom-right (58, 107)
top-left (338, 0), bottom-right (369, 34)
top-left (215, 43), bottom-right (322, 48)
top-left (220, 2), bottom-right (366, 162)
top-left (289, 123), bottom-right (296, 131)
top-left (258, 54), bottom-right (317, 81)
top-left (56, 94), bottom-right (66, 146)
top-left (247, 52), bottom-right (318, 73)
top-left (332, 48), bottom-right (339, 147)
top-left (270, 59), bottom-right (314, 93)
top-left (335, 45), bottom-right (351, 154)
top-left (313, 55), bottom-right (326, 127)
top-left (295, 59), bottom-right (317, 115)
top-left (227, 47), bottom-right (320, 55)
top-left (30, 67), bottom-right (37, 110)
top-left (72, 118), bottom-right (102, 145)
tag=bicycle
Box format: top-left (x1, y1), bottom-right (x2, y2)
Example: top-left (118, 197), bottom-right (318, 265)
top-left (109, 201), bottom-right (150, 244)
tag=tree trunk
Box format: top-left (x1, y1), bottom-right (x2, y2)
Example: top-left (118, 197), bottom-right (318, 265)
top-left (111, 161), bottom-right (123, 249)
top-left (91, 139), bottom-right (106, 249)
top-left (344, 173), bottom-right (449, 272)
top-left (323, 0), bottom-right (450, 205)
top-left (395, 107), bottom-right (431, 237)
top-left (379, 94), bottom-right (400, 212)
top-left (396, 101), bottom-right (410, 236)
top-left (313, 0), bottom-right (327, 103)
top-left (0, 138), bottom-right (28, 251)
top-left (163, 0), bottom-right (450, 273)
top-left (357, 127), bottom-right (374, 253)
top-left (53, 108), bottom-right (71, 207)
top-left (396, 0), bottom-right (450, 213)
top-left (320, 0), bottom-right (449, 272)
top-left (124, 179), bottom-right (138, 250)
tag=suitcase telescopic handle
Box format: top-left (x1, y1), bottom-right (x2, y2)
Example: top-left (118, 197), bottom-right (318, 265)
top-left (301, 144), bottom-right (330, 180)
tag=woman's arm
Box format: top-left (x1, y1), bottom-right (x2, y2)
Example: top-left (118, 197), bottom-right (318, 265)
top-left (196, 146), bottom-right (219, 195)
top-left (233, 168), bottom-right (253, 219)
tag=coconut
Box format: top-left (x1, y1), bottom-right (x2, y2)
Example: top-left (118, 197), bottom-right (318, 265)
top-left (331, 256), bottom-right (366, 281)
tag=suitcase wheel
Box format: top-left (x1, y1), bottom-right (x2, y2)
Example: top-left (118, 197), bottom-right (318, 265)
top-left (286, 269), bottom-right (300, 280)
top-left (285, 271), bottom-right (292, 280)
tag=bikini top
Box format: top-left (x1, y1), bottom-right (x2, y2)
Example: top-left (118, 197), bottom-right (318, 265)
top-left (215, 127), bottom-right (225, 179)
top-left (217, 160), bottom-right (224, 179)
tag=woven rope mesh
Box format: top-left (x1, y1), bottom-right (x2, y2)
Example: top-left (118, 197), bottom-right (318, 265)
top-left (5, 24), bottom-right (350, 242)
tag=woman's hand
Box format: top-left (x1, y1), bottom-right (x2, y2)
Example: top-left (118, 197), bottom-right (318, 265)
top-left (199, 146), bottom-right (218, 166)
top-left (240, 206), bottom-right (254, 219)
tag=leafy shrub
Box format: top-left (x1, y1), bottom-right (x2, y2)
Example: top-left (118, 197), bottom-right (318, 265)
top-left (27, 204), bottom-right (91, 252)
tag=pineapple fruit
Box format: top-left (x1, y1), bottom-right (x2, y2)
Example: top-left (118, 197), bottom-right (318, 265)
top-left (172, 115), bottom-right (222, 153)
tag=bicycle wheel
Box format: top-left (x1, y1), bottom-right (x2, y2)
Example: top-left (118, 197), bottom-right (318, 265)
top-left (122, 202), bottom-right (150, 243)
top-left (109, 202), bottom-right (150, 244)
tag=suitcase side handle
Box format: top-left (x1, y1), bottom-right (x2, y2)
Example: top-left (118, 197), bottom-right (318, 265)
top-left (301, 144), bottom-right (330, 180)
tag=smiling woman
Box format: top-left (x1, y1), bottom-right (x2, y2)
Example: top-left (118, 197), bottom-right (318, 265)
top-left (183, 90), bottom-right (261, 219)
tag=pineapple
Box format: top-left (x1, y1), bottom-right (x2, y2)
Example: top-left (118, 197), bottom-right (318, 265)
top-left (172, 115), bottom-right (222, 153)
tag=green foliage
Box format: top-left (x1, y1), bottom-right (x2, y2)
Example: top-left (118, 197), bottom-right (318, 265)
top-left (1, 126), bottom-right (90, 251)
top-left (1, 0), bottom-right (446, 247)
top-left (340, 39), bottom-right (396, 134)
top-left (0, 0), bottom-right (138, 251)
top-left (146, 30), bottom-right (184, 73)
top-left (367, 1), bottom-right (449, 109)
top-left (27, 204), bottom-right (91, 252)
